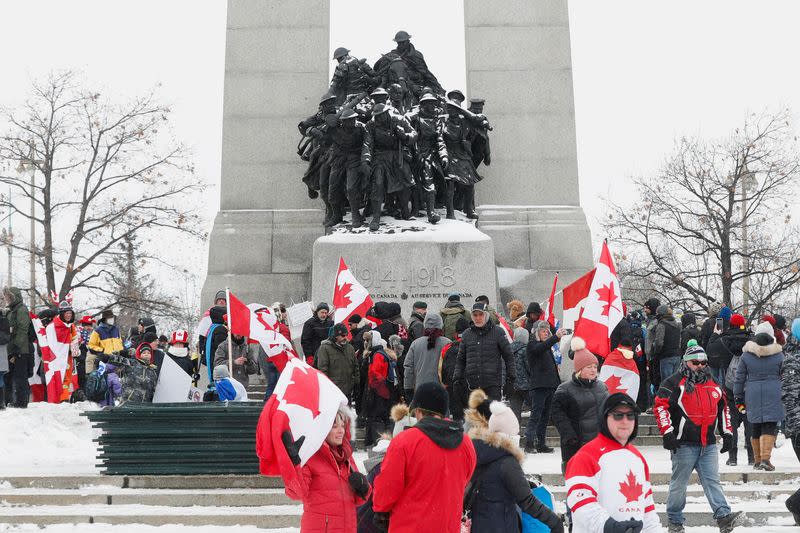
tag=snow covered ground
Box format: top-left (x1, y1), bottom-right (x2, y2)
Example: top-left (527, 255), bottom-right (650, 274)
top-left (0, 526), bottom-right (299, 533)
top-left (0, 403), bottom-right (101, 476)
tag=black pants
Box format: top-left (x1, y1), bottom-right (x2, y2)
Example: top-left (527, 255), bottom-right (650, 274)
top-left (752, 421), bottom-right (778, 438)
top-left (10, 354), bottom-right (32, 407)
top-left (76, 355), bottom-right (87, 390)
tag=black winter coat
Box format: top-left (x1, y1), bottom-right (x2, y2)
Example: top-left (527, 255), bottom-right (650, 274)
top-left (652, 315), bottom-right (681, 362)
top-left (527, 335), bottom-right (561, 389)
top-left (301, 315), bottom-right (333, 361)
top-left (610, 319), bottom-right (633, 352)
top-left (453, 322), bottom-right (515, 390)
top-left (468, 429), bottom-right (561, 533)
top-left (706, 328), bottom-right (750, 370)
top-left (551, 376), bottom-right (609, 465)
top-left (408, 312), bottom-right (425, 343)
top-left (680, 325), bottom-right (701, 354)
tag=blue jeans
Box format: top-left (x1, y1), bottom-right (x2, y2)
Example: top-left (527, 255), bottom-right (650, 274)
top-left (527, 388), bottom-right (555, 446)
top-left (660, 356), bottom-right (681, 381)
top-left (263, 361), bottom-right (280, 401)
top-left (666, 443), bottom-right (731, 524)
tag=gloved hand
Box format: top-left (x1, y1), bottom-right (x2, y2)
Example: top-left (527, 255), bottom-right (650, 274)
top-left (604, 517), bottom-right (644, 533)
top-left (348, 471), bottom-right (370, 498)
top-left (281, 431), bottom-right (305, 466)
top-left (735, 398), bottom-right (746, 414)
top-left (720, 434), bottom-right (733, 454)
top-left (373, 511), bottom-right (390, 531)
top-left (404, 389), bottom-right (414, 404)
top-left (663, 432), bottom-right (680, 452)
top-left (547, 514), bottom-right (565, 533)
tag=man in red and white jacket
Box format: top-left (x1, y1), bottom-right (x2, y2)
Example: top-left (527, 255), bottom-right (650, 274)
top-left (654, 344), bottom-right (745, 533)
top-left (565, 393), bottom-right (661, 533)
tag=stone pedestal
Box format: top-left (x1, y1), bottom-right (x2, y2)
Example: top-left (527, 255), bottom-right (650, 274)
top-left (311, 221), bottom-right (497, 317)
top-left (202, 0), bottom-right (329, 305)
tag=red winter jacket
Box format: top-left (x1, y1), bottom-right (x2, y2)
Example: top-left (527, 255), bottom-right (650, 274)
top-left (654, 372), bottom-right (732, 446)
top-left (373, 416), bottom-right (476, 533)
top-left (284, 440), bottom-right (368, 533)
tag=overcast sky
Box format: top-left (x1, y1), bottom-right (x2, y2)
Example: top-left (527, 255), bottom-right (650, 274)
top-left (2, 0), bottom-right (800, 293)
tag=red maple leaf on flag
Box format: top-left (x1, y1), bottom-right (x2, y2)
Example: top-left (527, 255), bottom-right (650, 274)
top-left (596, 281), bottom-right (619, 317)
top-left (618, 470), bottom-right (643, 503)
top-left (604, 374), bottom-right (625, 395)
top-left (334, 281), bottom-right (353, 309)
top-left (281, 365), bottom-right (321, 418)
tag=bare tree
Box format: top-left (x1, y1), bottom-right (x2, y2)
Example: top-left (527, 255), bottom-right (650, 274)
top-left (606, 109), bottom-right (800, 321)
top-left (0, 71), bottom-right (205, 305)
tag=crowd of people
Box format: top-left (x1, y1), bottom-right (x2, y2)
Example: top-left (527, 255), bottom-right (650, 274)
top-left (2, 283), bottom-right (799, 532)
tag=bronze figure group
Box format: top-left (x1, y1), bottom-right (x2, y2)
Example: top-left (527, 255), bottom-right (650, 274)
top-left (298, 31), bottom-right (492, 231)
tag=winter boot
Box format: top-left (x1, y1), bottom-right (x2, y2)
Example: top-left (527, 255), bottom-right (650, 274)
top-left (536, 442), bottom-right (554, 453)
top-left (786, 487), bottom-right (800, 526)
top-left (717, 511), bottom-right (746, 533)
top-left (348, 192), bottom-right (364, 228)
top-left (445, 181), bottom-right (456, 219)
top-left (464, 185), bottom-right (479, 220)
top-left (322, 199), bottom-right (334, 227)
top-left (667, 522), bottom-right (685, 533)
top-left (325, 204), bottom-right (344, 227)
top-left (759, 434), bottom-right (776, 471)
top-left (751, 438), bottom-right (762, 469)
top-left (425, 191), bottom-right (440, 224)
top-left (369, 198), bottom-right (382, 231)
top-left (725, 449), bottom-right (737, 466)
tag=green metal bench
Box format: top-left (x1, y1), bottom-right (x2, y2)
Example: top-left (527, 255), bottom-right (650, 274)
top-left (84, 402), bottom-right (265, 475)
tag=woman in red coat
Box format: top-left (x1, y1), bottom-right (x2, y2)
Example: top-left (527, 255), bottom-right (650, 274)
top-left (284, 407), bottom-right (371, 532)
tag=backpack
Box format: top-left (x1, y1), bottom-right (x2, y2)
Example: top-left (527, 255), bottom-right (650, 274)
top-left (86, 368), bottom-right (110, 402)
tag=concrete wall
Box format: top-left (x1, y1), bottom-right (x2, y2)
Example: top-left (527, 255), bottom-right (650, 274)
top-left (464, 0), bottom-right (581, 207)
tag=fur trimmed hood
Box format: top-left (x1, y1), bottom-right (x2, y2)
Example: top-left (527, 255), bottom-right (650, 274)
top-left (464, 389), bottom-right (491, 429)
top-left (743, 340), bottom-right (783, 357)
top-left (468, 426), bottom-right (525, 464)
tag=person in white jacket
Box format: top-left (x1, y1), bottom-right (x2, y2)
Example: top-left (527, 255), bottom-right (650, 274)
top-left (565, 393), bottom-right (662, 533)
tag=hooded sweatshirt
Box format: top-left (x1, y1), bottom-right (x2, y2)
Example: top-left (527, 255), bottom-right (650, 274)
top-left (373, 414), bottom-right (476, 533)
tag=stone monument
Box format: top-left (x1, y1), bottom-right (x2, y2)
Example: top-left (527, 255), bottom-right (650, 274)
top-left (202, 0), bottom-right (592, 314)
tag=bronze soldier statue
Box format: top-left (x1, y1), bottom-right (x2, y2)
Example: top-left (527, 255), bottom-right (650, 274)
top-left (446, 89), bottom-right (466, 107)
top-left (324, 108), bottom-right (368, 228)
top-left (442, 100), bottom-right (481, 220)
top-left (374, 31), bottom-right (444, 100)
top-left (361, 103), bottom-right (418, 231)
top-left (407, 93), bottom-right (447, 224)
top-left (329, 47), bottom-right (378, 105)
top-left (467, 98), bottom-right (491, 169)
top-left (297, 93), bottom-right (337, 199)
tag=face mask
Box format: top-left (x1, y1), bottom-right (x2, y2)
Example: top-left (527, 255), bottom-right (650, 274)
top-left (169, 346), bottom-right (189, 358)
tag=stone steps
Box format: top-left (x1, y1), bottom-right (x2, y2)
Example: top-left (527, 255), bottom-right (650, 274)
top-left (1, 472), bottom-right (797, 528)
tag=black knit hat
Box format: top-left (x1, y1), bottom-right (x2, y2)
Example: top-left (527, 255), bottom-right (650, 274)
top-left (526, 302), bottom-right (542, 316)
top-left (143, 332), bottom-right (159, 344)
top-left (315, 302), bottom-right (330, 312)
top-left (331, 323), bottom-right (348, 337)
top-left (409, 381), bottom-right (449, 417)
top-left (347, 314), bottom-right (362, 324)
top-left (455, 317), bottom-right (470, 334)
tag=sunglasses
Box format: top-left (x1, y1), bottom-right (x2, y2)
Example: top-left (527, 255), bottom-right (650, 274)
top-left (610, 412), bottom-right (637, 421)
top-left (688, 360), bottom-right (708, 366)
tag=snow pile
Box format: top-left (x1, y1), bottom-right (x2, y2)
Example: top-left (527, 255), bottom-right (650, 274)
top-left (320, 215), bottom-right (489, 243)
top-left (0, 526), bottom-right (299, 533)
top-left (0, 402), bottom-right (101, 476)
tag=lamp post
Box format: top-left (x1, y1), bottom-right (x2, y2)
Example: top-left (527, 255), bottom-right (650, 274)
top-left (17, 144), bottom-right (43, 310)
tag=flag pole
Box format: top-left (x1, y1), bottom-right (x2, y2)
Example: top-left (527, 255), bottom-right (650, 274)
top-left (226, 287), bottom-right (233, 376)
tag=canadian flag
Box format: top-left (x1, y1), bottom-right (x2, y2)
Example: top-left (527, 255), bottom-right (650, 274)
top-left (227, 291), bottom-right (293, 353)
top-left (600, 347), bottom-right (640, 401)
top-left (246, 302), bottom-right (297, 372)
top-left (42, 316), bottom-right (79, 403)
top-left (572, 241), bottom-right (623, 357)
top-left (29, 315), bottom-right (47, 402)
top-left (561, 268), bottom-right (596, 331)
top-left (256, 356), bottom-right (348, 485)
top-left (333, 258), bottom-right (373, 324)
top-left (543, 273), bottom-right (558, 328)
top-left (497, 315), bottom-right (514, 343)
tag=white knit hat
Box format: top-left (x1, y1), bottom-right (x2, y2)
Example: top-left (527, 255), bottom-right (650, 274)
top-left (488, 401), bottom-right (519, 437)
top-left (754, 321), bottom-right (775, 340)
